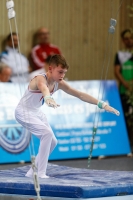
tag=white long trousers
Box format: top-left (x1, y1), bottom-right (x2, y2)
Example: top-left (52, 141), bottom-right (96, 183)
top-left (15, 108), bottom-right (57, 177)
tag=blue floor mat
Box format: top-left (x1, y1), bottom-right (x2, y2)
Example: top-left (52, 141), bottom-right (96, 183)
top-left (0, 164), bottom-right (133, 198)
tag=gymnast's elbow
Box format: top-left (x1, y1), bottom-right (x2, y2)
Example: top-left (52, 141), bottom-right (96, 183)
top-left (78, 92), bottom-right (87, 101)
top-left (78, 92), bottom-right (93, 103)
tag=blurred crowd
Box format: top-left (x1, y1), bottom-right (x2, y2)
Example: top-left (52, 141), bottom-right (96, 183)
top-left (0, 27), bottom-right (61, 83)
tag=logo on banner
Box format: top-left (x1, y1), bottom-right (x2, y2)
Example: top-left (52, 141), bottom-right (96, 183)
top-left (0, 126), bottom-right (31, 153)
top-left (0, 92), bottom-right (31, 153)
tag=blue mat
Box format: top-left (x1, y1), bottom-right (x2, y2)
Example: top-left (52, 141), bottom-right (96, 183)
top-left (0, 164), bottom-right (133, 198)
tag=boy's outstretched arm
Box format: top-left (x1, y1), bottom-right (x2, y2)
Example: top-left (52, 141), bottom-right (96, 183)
top-left (58, 80), bottom-right (120, 116)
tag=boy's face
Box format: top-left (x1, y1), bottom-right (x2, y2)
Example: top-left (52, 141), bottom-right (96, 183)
top-left (49, 65), bottom-right (67, 82)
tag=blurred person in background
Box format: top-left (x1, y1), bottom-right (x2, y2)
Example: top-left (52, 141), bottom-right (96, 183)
top-left (28, 55), bottom-right (51, 81)
top-left (0, 33), bottom-right (30, 83)
top-left (114, 29), bottom-right (133, 148)
top-left (30, 27), bottom-right (61, 71)
top-left (0, 62), bottom-right (12, 82)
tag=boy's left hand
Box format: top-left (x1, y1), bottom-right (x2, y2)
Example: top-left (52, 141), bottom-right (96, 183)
top-left (104, 105), bottom-right (120, 116)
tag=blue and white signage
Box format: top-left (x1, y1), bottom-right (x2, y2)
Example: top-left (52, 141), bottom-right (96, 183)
top-left (0, 81), bottom-right (131, 163)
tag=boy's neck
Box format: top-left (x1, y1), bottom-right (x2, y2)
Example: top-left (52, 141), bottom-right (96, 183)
top-left (46, 71), bottom-right (55, 86)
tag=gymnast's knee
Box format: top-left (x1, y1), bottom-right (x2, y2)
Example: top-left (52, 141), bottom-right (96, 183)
top-left (41, 128), bottom-right (55, 140)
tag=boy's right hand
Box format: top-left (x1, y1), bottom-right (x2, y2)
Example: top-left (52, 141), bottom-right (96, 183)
top-left (44, 96), bottom-right (60, 108)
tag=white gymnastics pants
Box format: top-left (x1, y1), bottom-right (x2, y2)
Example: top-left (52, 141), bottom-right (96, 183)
top-left (15, 108), bottom-right (57, 178)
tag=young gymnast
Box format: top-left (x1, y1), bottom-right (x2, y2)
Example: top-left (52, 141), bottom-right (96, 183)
top-left (15, 54), bottom-right (120, 178)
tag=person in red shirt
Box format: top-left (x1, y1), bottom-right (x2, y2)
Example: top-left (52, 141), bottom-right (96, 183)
top-left (30, 27), bottom-right (61, 71)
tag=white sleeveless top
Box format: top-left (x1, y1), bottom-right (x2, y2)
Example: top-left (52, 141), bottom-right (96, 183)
top-left (17, 73), bottom-right (58, 112)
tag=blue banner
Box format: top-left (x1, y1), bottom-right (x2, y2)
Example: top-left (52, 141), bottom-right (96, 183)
top-left (0, 81), bottom-right (131, 163)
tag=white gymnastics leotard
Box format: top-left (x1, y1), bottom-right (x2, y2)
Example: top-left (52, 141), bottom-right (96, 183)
top-left (15, 73), bottom-right (58, 178)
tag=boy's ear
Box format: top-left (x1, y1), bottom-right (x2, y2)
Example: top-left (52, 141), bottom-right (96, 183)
top-left (48, 66), bottom-right (52, 72)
